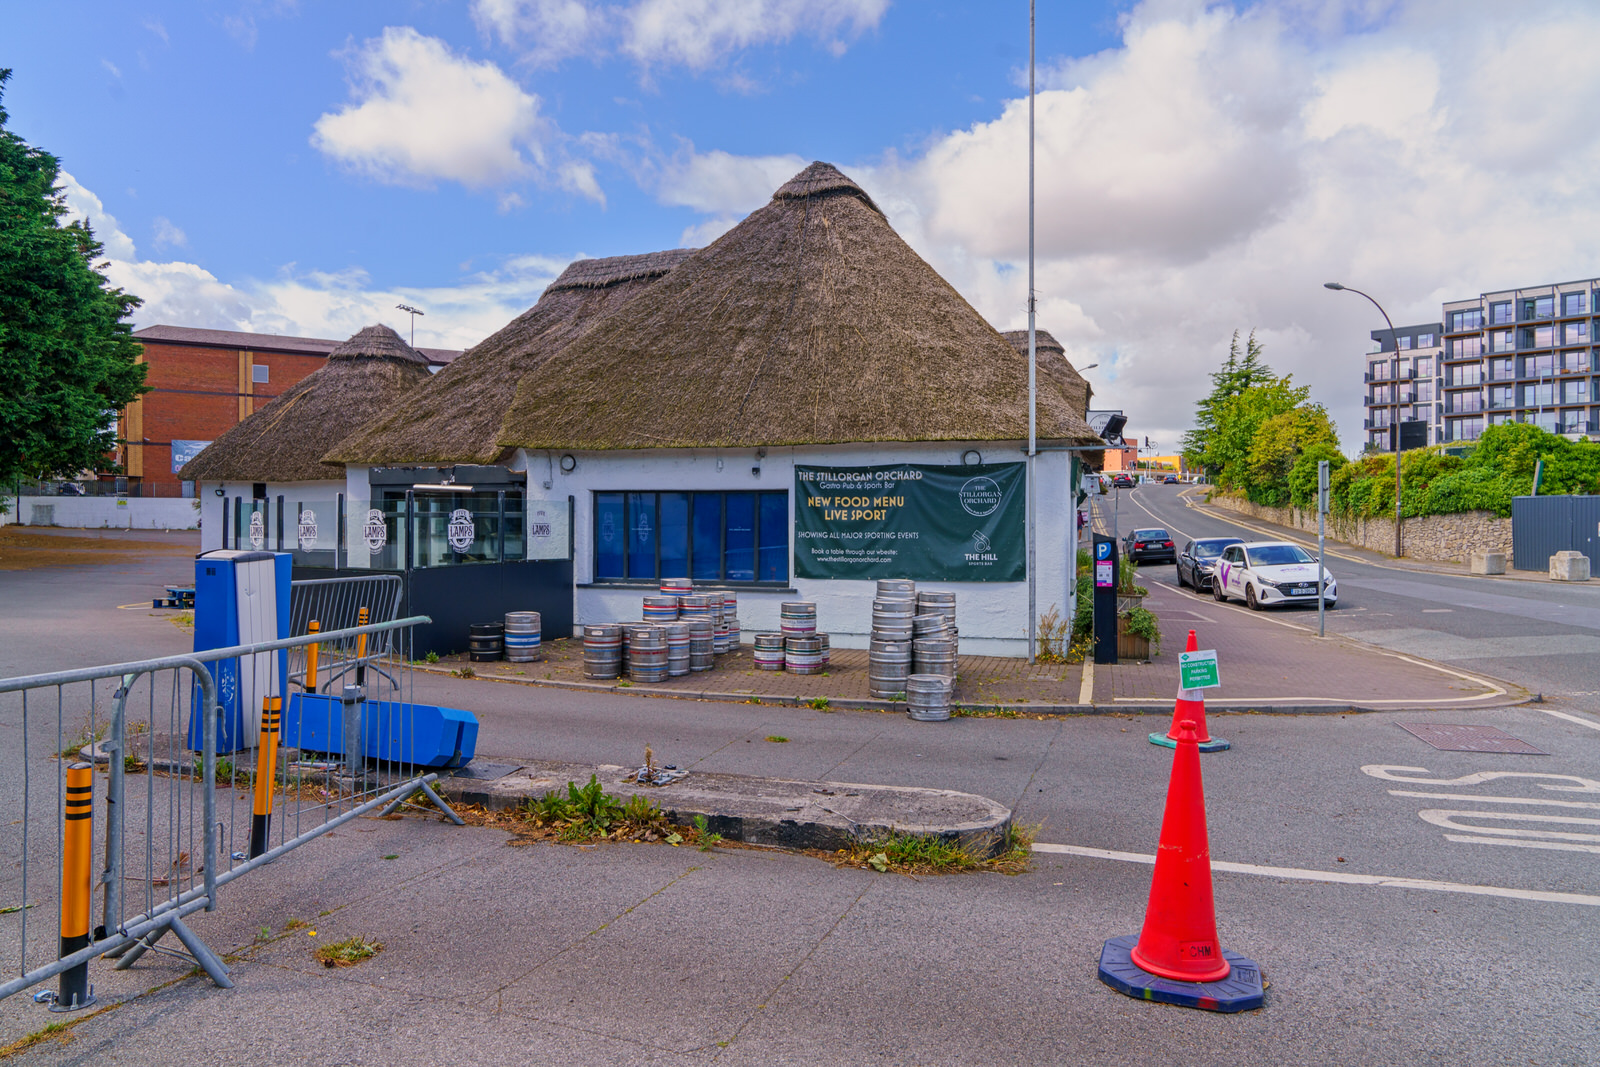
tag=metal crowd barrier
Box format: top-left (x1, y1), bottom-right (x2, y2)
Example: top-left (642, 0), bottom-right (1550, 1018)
top-left (287, 575), bottom-right (404, 693)
top-left (0, 614), bottom-right (461, 1010)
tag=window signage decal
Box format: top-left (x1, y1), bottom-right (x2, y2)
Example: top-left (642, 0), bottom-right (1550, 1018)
top-left (794, 463), bottom-right (1025, 581)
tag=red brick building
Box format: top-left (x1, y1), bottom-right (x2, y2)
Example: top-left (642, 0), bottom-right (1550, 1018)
top-left (120, 326), bottom-right (459, 497)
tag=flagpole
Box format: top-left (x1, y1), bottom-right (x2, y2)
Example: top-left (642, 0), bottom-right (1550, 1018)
top-left (1026, 0), bottom-right (1038, 664)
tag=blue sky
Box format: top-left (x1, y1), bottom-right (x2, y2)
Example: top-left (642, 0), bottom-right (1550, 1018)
top-left (6, 1), bottom-right (1600, 453)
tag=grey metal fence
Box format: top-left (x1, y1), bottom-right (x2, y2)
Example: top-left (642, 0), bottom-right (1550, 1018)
top-left (1511, 495), bottom-right (1600, 571)
top-left (0, 614), bottom-right (461, 1011)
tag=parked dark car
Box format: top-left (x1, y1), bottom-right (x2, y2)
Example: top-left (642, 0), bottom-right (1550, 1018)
top-left (1162, 474), bottom-right (1180, 484)
top-left (1176, 536), bottom-right (1245, 592)
top-left (1111, 473), bottom-right (1135, 489)
top-left (56, 482), bottom-right (86, 496)
top-left (1122, 527), bottom-right (1175, 564)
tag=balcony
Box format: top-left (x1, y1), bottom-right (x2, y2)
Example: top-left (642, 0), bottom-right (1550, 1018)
top-left (1560, 421), bottom-right (1597, 436)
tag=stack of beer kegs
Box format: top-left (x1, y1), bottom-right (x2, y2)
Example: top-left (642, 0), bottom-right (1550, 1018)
top-left (752, 632), bottom-right (785, 670)
top-left (625, 624), bottom-right (669, 683)
top-left (868, 580), bottom-right (917, 698)
top-left (582, 624), bottom-right (623, 680)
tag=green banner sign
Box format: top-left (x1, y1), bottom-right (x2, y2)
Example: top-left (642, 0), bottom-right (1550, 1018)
top-left (794, 463), bottom-right (1026, 581)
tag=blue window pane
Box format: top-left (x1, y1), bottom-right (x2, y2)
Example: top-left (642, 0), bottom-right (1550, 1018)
top-left (692, 494), bottom-right (722, 580)
top-left (725, 493), bottom-right (755, 581)
top-left (627, 492), bottom-right (657, 579)
top-left (595, 493), bottom-right (624, 579)
top-left (660, 493), bottom-right (689, 578)
top-left (757, 492), bottom-right (787, 582)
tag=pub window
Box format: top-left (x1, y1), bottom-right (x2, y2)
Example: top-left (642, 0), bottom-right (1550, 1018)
top-left (594, 491), bottom-right (788, 584)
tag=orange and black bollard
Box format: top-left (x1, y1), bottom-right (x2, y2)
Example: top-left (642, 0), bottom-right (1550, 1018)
top-left (304, 620), bottom-right (321, 693)
top-left (355, 606), bottom-right (369, 687)
top-left (56, 763), bottom-right (96, 1011)
top-left (248, 697), bottom-right (282, 860)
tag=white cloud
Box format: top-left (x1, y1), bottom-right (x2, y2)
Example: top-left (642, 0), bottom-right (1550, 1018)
top-left (471, 0), bottom-right (603, 66)
top-left (471, 0), bottom-right (889, 70)
top-left (312, 27), bottom-right (603, 200)
top-left (622, 0), bottom-right (889, 69)
top-left (656, 147), bottom-right (808, 213)
top-left (151, 216), bottom-right (187, 250)
top-left (57, 173), bottom-right (569, 352)
top-left (659, 0), bottom-right (1600, 456)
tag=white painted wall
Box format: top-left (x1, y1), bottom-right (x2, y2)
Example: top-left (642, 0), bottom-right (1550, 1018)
top-left (195, 480), bottom-right (347, 553)
top-left (13, 497), bottom-right (201, 530)
top-left (521, 441), bottom-right (1081, 657)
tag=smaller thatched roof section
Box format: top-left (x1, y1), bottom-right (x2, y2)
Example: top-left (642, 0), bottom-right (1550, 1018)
top-left (1001, 329), bottom-right (1092, 418)
top-left (773, 161), bottom-right (884, 215)
top-left (180, 324), bottom-right (432, 483)
top-left (325, 249), bottom-right (696, 466)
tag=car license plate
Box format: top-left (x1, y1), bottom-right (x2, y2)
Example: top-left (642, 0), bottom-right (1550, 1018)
top-left (1291, 584), bottom-right (1315, 595)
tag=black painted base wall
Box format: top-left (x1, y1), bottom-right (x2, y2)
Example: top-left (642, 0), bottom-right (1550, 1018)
top-left (292, 561), bottom-right (574, 657)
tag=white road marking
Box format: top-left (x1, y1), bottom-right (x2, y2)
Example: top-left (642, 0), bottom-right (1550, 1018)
top-left (1531, 706), bottom-right (1600, 732)
top-left (1418, 808), bottom-right (1600, 843)
top-left (1389, 790), bottom-right (1600, 810)
top-left (1442, 835), bottom-right (1600, 854)
top-left (1030, 842), bottom-right (1600, 907)
top-left (1362, 766), bottom-right (1600, 792)
top-left (1078, 660), bottom-right (1094, 706)
top-left (1422, 609), bottom-right (1454, 613)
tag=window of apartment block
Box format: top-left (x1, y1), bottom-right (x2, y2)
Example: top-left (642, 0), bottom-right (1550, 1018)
top-left (1564, 380), bottom-right (1588, 405)
top-left (1449, 309), bottom-right (1484, 331)
top-left (1416, 381), bottom-right (1435, 403)
top-left (1450, 391), bottom-right (1483, 413)
top-left (1489, 385), bottom-right (1513, 408)
top-left (251, 364), bottom-right (269, 384)
top-left (1561, 409), bottom-right (1587, 433)
top-left (1415, 356), bottom-right (1434, 376)
top-left (1489, 357), bottom-right (1515, 380)
top-left (1491, 302), bottom-right (1513, 325)
top-left (1521, 295), bottom-right (1555, 319)
top-left (1447, 364), bottom-right (1482, 387)
top-left (1520, 324), bottom-right (1555, 348)
top-left (1416, 332), bottom-right (1435, 347)
top-left (1530, 410), bottom-right (1559, 432)
top-left (1370, 408), bottom-right (1392, 428)
top-left (1564, 292), bottom-right (1587, 316)
top-left (1524, 381), bottom-right (1556, 407)
top-left (1447, 416), bottom-right (1484, 441)
top-left (1396, 335), bottom-right (1412, 350)
top-left (1490, 330), bottom-right (1514, 353)
top-left (1489, 412), bottom-right (1512, 426)
top-left (1368, 360), bottom-right (1388, 380)
top-left (1371, 384), bottom-right (1391, 404)
top-left (1447, 336), bottom-right (1482, 359)
top-left (1524, 353), bottom-right (1556, 378)
top-left (1563, 349), bottom-right (1589, 373)
top-left (1564, 322), bottom-right (1589, 345)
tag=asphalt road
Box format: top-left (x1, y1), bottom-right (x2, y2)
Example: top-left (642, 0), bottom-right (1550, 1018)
top-left (1112, 483), bottom-right (1600, 709)
top-left (3, 535), bottom-right (1600, 1063)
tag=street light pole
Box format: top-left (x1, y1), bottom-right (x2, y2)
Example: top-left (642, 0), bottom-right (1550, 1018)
top-left (1026, 0), bottom-right (1037, 664)
top-left (396, 303), bottom-right (425, 347)
top-left (1326, 282), bottom-right (1405, 558)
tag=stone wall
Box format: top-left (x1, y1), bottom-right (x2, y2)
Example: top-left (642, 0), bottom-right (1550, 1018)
top-left (1207, 494), bottom-right (1511, 563)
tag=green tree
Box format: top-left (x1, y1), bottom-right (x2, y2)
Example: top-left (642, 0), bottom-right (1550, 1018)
top-left (0, 69), bottom-right (146, 485)
top-left (1181, 330), bottom-right (1275, 474)
top-left (1245, 403), bottom-right (1339, 505)
top-left (1206, 376), bottom-right (1310, 493)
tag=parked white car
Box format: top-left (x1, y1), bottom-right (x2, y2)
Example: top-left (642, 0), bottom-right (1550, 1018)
top-left (1212, 541), bottom-right (1336, 610)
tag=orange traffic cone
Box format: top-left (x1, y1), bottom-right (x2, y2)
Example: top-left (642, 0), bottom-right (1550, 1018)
top-left (1149, 629), bottom-right (1229, 752)
top-left (1098, 718), bottom-right (1264, 1012)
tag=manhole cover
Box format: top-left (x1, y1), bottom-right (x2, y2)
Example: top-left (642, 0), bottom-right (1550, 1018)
top-left (448, 761), bottom-right (523, 781)
top-left (1396, 723), bottom-right (1547, 755)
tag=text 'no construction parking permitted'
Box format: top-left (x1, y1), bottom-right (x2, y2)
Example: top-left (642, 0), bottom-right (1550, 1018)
top-left (1179, 650), bottom-right (1221, 690)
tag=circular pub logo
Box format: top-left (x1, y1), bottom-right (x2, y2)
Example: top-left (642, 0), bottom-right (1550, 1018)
top-left (958, 476), bottom-right (1003, 517)
top-left (297, 509), bottom-right (318, 550)
top-left (363, 509), bottom-right (387, 552)
top-left (447, 508), bottom-right (476, 552)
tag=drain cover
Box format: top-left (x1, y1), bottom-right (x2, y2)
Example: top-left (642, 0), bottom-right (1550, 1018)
top-left (1396, 723), bottom-right (1547, 755)
top-left (448, 761), bottom-right (523, 781)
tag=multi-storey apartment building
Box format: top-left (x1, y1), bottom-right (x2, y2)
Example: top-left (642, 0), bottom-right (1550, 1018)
top-left (1364, 322), bottom-right (1443, 453)
top-left (1362, 278), bottom-right (1600, 450)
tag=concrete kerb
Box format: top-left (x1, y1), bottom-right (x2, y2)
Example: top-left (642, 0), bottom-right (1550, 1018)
top-left (409, 661), bottom-right (1530, 716)
top-left (435, 758), bottom-right (1015, 857)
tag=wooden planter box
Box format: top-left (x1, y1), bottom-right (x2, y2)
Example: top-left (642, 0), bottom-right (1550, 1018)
top-left (1116, 593), bottom-right (1145, 615)
top-left (1116, 624), bottom-right (1152, 661)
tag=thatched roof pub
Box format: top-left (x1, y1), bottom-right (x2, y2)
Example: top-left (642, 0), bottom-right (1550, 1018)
top-left (191, 163), bottom-right (1102, 656)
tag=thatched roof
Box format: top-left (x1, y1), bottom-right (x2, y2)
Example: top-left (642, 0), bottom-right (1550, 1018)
top-left (1000, 329), bottom-right (1092, 418)
top-left (325, 250), bottom-right (695, 466)
top-left (179, 325), bottom-right (432, 483)
top-left (495, 162), bottom-right (1101, 451)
